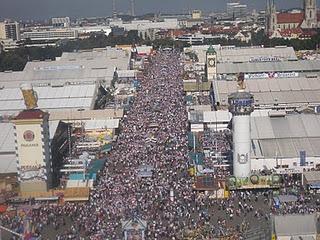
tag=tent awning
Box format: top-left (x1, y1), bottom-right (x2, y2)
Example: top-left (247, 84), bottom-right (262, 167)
top-left (188, 152), bottom-right (204, 165)
top-left (101, 143), bottom-right (112, 153)
top-left (309, 182), bottom-right (320, 189)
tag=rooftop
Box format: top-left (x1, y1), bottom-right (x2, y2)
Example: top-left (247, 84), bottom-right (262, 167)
top-left (0, 47), bottom-right (132, 89)
top-left (215, 76), bottom-right (320, 108)
top-left (184, 45), bottom-right (297, 64)
top-left (251, 114), bottom-right (320, 158)
top-left (277, 12), bottom-right (304, 24)
top-left (183, 82), bottom-right (211, 92)
top-left (274, 214), bottom-right (317, 237)
top-left (0, 83), bottom-right (98, 116)
top-left (303, 171), bottom-right (320, 183)
top-left (15, 109), bottom-right (48, 120)
top-left (217, 60), bottom-right (320, 75)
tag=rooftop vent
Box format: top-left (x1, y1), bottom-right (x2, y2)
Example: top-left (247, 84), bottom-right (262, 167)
top-left (268, 110), bottom-right (286, 118)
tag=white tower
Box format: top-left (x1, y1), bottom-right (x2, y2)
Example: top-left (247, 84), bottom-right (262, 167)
top-left (13, 84), bottom-right (52, 193)
top-left (112, 0), bottom-right (117, 19)
top-left (228, 89), bottom-right (254, 178)
top-left (206, 45), bottom-right (217, 81)
top-left (303, 0), bottom-right (317, 28)
top-left (130, 0), bottom-right (135, 16)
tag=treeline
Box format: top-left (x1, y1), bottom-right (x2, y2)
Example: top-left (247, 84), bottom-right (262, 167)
top-left (251, 29), bottom-right (320, 50)
top-left (59, 30), bottom-right (142, 52)
top-left (1, 29), bottom-right (319, 72)
top-left (0, 47), bottom-right (62, 71)
top-left (204, 29), bottom-right (320, 50)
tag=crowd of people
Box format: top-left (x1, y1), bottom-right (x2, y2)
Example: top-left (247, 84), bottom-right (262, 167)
top-left (1, 49), bottom-right (320, 240)
top-left (201, 130), bottom-right (231, 154)
top-left (197, 95), bottom-right (211, 105)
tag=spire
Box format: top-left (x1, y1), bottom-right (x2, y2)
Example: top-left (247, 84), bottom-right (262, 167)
top-left (130, 0), bottom-right (135, 16)
top-left (112, 0), bottom-right (117, 19)
top-left (266, 0), bottom-right (270, 13)
top-left (271, 0), bottom-right (276, 12)
top-left (207, 45), bottom-right (216, 54)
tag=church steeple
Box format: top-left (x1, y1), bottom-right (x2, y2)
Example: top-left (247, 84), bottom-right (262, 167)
top-left (206, 45), bottom-right (217, 81)
top-left (303, 0), bottom-right (317, 28)
top-left (265, 0), bottom-right (277, 36)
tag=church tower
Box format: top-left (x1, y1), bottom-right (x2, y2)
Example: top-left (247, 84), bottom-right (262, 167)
top-left (206, 45), bottom-right (217, 81)
top-left (303, 0), bottom-right (317, 28)
top-left (265, 0), bottom-right (277, 36)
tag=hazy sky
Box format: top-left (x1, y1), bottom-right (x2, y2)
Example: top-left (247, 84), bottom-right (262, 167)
top-left (0, 0), bottom-right (319, 20)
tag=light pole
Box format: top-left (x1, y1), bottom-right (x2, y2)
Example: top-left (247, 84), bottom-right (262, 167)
top-left (77, 108), bottom-right (85, 143)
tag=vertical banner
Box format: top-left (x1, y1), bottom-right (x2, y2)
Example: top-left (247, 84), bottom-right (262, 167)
top-left (300, 150), bottom-right (306, 167)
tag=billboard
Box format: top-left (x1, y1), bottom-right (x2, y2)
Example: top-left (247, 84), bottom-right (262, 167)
top-left (244, 72), bottom-right (299, 80)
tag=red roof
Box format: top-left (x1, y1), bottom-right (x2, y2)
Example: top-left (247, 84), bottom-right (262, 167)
top-left (277, 12), bottom-right (304, 24)
top-left (15, 109), bottom-right (48, 120)
top-left (279, 28), bottom-right (303, 37)
top-left (301, 29), bottom-right (318, 37)
top-left (280, 28), bottom-right (303, 34)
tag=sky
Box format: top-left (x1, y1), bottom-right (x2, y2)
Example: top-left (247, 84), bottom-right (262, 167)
top-left (0, 0), bottom-right (319, 20)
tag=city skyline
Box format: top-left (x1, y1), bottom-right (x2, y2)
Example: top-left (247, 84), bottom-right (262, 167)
top-left (1, 0), bottom-right (320, 20)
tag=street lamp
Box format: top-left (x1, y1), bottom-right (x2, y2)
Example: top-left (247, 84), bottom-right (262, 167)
top-left (77, 108), bottom-right (85, 143)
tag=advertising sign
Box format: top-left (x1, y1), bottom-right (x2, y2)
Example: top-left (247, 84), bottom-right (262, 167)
top-left (244, 72), bottom-right (299, 80)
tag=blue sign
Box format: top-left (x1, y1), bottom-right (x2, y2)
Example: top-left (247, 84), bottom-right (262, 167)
top-left (234, 99), bottom-right (253, 106)
top-left (300, 150), bottom-right (306, 167)
top-left (133, 79), bottom-right (141, 89)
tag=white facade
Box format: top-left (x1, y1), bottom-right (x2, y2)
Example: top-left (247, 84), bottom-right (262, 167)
top-left (109, 19), bottom-right (179, 31)
top-left (22, 29), bottom-right (78, 40)
top-left (0, 21), bottom-right (20, 41)
top-left (233, 115), bottom-right (251, 178)
top-left (192, 10), bottom-right (202, 19)
top-left (227, 2), bottom-right (247, 18)
top-left (13, 112), bottom-right (52, 192)
top-left (72, 26), bottom-right (111, 35)
top-left (52, 17), bottom-right (71, 28)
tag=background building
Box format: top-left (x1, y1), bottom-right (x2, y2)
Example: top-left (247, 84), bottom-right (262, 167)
top-left (227, 2), bottom-right (248, 18)
top-left (0, 21), bottom-right (20, 41)
top-left (0, 47), bottom-right (134, 186)
top-left (13, 109), bottom-right (52, 193)
top-left (250, 113), bottom-right (320, 172)
top-left (52, 17), bottom-right (71, 28)
top-left (21, 29), bottom-right (78, 41)
top-left (265, 0), bottom-right (319, 37)
top-left (192, 10), bottom-right (202, 20)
